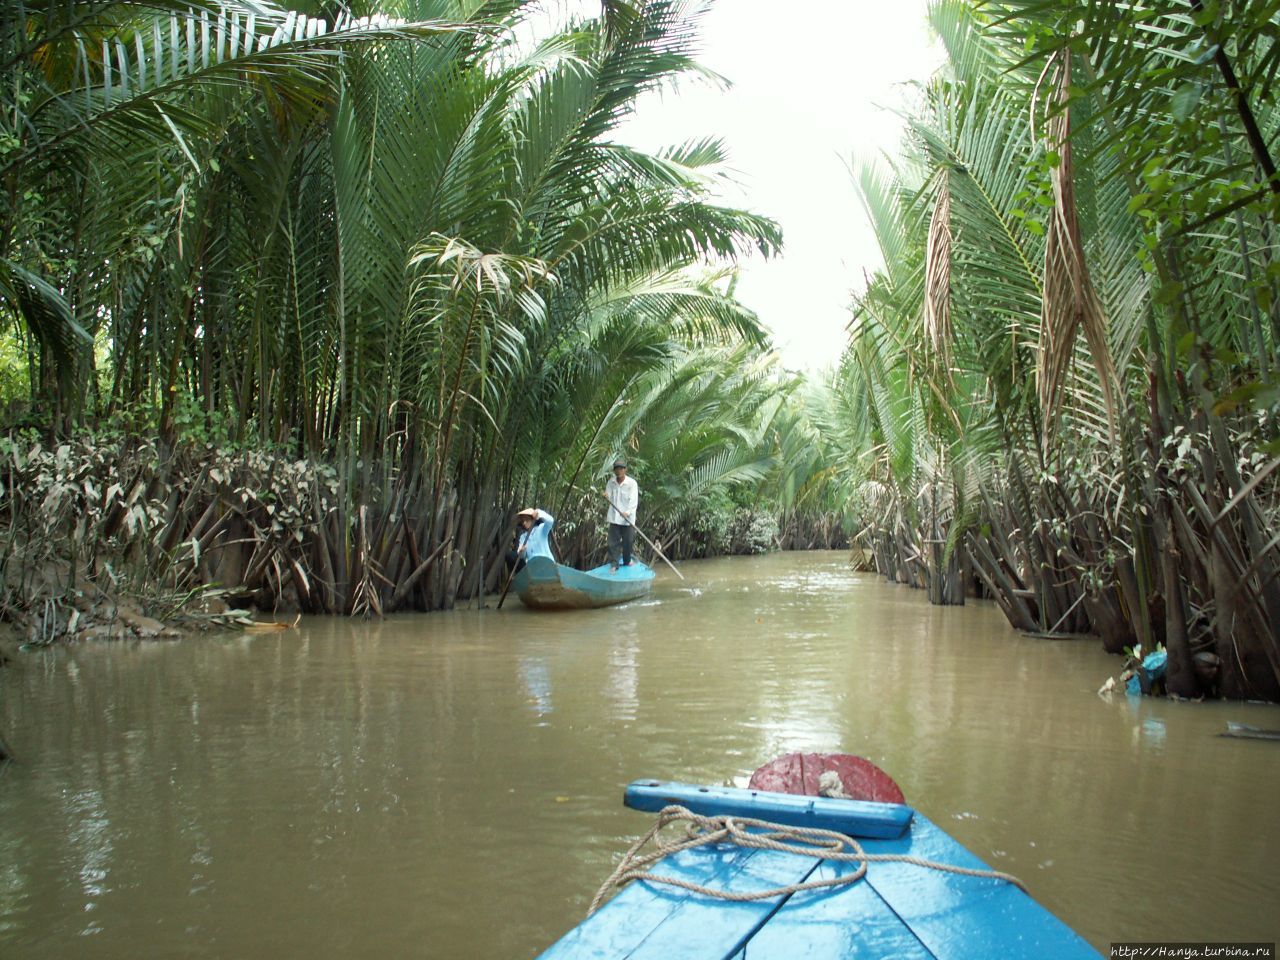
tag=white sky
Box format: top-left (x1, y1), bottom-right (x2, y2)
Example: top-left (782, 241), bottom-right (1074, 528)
top-left (614, 0), bottom-right (944, 370)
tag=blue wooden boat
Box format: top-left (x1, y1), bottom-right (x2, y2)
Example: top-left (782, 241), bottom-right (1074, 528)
top-left (536, 780), bottom-right (1101, 959)
top-left (512, 556), bottom-right (655, 609)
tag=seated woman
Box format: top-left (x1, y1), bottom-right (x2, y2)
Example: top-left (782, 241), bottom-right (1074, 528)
top-left (506, 507), bottom-right (554, 572)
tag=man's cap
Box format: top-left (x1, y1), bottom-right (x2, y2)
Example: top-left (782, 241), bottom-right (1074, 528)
top-left (612, 459), bottom-right (627, 469)
top-left (516, 508), bottom-right (538, 519)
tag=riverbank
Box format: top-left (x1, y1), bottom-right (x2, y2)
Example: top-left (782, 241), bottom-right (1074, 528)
top-left (0, 436), bottom-right (842, 644)
top-left (2, 553), bottom-right (1277, 956)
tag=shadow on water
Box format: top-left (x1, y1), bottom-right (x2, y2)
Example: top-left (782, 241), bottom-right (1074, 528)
top-left (1, 551), bottom-right (1278, 957)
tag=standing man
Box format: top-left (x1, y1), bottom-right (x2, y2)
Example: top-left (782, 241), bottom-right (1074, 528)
top-left (605, 459), bottom-right (638, 572)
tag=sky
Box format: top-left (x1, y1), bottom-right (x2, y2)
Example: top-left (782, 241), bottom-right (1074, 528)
top-left (613, 0), bottom-right (945, 370)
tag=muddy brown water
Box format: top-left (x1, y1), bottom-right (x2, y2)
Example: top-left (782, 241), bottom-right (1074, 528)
top-left (2, 552), bottom-right (1278, 958)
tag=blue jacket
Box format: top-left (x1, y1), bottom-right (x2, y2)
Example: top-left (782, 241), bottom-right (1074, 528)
top-left (519, 509), bottom-right (555, 561)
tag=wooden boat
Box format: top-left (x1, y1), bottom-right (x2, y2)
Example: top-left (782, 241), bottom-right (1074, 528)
top-left (512, 556), bottom-right (655, 609)
top-left (1220, 722), bottom-right (1280, 742)
top-left (536, 757), bottom-right (1100, 959)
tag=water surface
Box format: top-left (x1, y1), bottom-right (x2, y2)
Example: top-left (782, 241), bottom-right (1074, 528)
top-left (2, 552), bottom-right (1278, 956)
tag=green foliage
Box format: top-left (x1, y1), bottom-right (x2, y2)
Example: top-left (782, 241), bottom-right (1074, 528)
top-left (841, 0), bottom-right (1280, 531)
top-left (0, 0), bottom-right (817, 610)
top-left (835, 0), bottom-right (1280, 697)
top-left (729, 510), bottom-right (779, 555)
top-left (0, 329), bottom-right (31, 408)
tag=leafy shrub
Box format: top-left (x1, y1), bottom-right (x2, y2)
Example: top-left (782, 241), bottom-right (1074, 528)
top-left (729, 510), bottom-right (778, 554)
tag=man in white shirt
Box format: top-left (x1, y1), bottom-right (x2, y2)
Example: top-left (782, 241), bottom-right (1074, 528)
top-left (604, 459), bottom-right (639, 572)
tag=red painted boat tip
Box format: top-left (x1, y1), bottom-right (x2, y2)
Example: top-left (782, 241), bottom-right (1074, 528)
top-left (749, 752), bottom-right (906, 805)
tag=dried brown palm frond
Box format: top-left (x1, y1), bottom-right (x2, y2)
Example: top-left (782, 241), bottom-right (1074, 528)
top-left (923, 170), bottom-right (953, 371)
top-left (1036, 52), bottom-right (1119, 443)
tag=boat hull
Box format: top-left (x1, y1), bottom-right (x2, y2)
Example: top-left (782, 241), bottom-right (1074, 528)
top-left (536, 780), bottom-right (1101, 959)
top-left (512, 556), bottom-right (654, 609)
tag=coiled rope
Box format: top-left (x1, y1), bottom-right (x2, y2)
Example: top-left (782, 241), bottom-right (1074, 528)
top-left (589, 804), bottom-right (1025, 916)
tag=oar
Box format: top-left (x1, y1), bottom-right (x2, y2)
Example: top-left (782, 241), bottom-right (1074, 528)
top-left (600, 491), bottom-right (684, 581)
top-left (496, 560), bottom-right (518, 609)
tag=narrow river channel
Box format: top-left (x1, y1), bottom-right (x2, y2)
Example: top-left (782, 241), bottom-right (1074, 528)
top-left (2, 552), bottom-right (1277, 957)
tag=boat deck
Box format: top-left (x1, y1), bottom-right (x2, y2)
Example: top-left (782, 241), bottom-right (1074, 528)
top-left (536, 782), bottom-right (1100, 959)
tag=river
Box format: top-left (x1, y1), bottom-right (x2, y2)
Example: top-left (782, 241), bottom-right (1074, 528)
top-left (1, 552), bottom-right (1277, 957)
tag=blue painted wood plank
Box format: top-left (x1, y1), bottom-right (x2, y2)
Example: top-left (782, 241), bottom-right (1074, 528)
top-left (624, 781), bottom-right (914, 840)
top-left (622, 847), bottom-right (822, 960)
top-left (536, 843), bottom-right (807, 960)
top-left (857, 813), bottom-right (1100, 959)
top-left (729, 859), bottom-right (937, 960)
top-left (582, 561), bottom-right (655, 581)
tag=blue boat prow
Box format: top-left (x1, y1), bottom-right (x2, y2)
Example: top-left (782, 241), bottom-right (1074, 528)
top-left (536, 780), bottom-right (1101, 959)
top-left (512, 556), bottom-right (655, 609)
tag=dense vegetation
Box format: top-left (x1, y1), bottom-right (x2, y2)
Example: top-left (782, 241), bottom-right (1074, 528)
top-left (4, 0), bottom-right (1277, 703)
top-left (832, 0), bottom-right (1280, 700)
top-left (0, 0), bottom-right (851, 634)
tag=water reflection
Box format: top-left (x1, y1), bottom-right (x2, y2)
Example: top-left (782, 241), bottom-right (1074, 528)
top-left (604, 630), bottom-right (639, 723)
top-left (519, 657), bottom-right (554, 719)
top-left (1, 552), bottom-right (1278, 958)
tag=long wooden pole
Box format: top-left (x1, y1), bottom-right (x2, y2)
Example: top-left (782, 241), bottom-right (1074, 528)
top-left (600, 491), bottom-right (684, 581)
top-left (496, 561), bottom-right (518, 609)
top-left (497, 529), bottom-right (521, 609)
